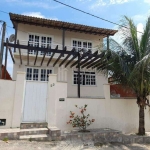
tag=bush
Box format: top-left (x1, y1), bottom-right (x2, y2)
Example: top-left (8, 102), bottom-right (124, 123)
top-left (67, 104), bottom-right (95, 131)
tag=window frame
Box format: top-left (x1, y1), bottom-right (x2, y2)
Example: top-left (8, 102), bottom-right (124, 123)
top-left (71, 38), bottom-right (93, 51)
top-left (73, 70), bottom-right (97, 86)
top-left (28, 32), bottom-right (53, 56)
top-left (26, 67), bottom-right (53, 82)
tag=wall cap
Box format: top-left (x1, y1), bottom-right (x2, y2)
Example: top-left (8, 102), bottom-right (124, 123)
top-left (17, 71), bottom-right (26, 74)
top-left (49, 74), bottom-right (57, 76)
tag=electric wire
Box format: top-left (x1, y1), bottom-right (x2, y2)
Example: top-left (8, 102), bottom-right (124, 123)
top-left (0, 7), bottom-right (144, 35)
top-left (53, 0), bottom-right (143, 34)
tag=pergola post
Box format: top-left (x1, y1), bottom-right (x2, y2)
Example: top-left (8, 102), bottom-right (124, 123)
top-left (77, 51), bottom-right (80, 98)
top-left (4, 38), bottom-right (8, 79)
top-left (62, 29), bottom-right (65, 50)
top-left (107, 35), bottom-right (109, 50)
top-left (14, 23), bottom-right (18, 53)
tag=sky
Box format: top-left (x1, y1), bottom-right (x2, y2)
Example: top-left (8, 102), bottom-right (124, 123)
top-left (0, 0), bottom-right (150, 76)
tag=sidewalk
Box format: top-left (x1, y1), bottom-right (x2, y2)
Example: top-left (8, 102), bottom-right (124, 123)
top-left (0, 140), bottom-right (150, 150)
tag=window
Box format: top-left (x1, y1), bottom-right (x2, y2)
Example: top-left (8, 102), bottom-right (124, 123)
top-left (72, 40), bottom-right (92, 51)
top-left (41, 36), bottom-right (52, 56)
top-left (26, 68), bottom-right (52, 81)
top-left (73, 71), bottom-right (96, 85)
top-left (28, 34), bottom-right (52, 56)
top-left (33, 69), bottom-right (39, 81)
top-left (26, 68), bottom-right (32, 80)
top-left (28, 35), bottom-right (39, 54)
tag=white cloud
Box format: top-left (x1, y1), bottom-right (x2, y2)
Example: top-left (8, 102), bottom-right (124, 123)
top-left (22, 12), bottom-right (58, 20)
top-left (132, 9), bottom-right (150, 24)
top-left (5, 0), bottom-right (61, 9)
top-left (112, 22), bottom-right (144, 45)
top-left (90, 0), bottom-right (132, 9)
top-left (137, 23), bottom-right (144, 39)
top-left (22, 12), bottom-right (45, 18)
top-left (110, 0), bottom-right (129, 4)
top-left (144, 0), bottom-right (150, 4)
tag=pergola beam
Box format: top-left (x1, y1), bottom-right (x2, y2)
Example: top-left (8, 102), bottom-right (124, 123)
top-left (70, 50), bottom-right (90, 68)
top-left (47, 45), bottom-right (58, 66)
top-left (65, 53), bottom-right (78, 68)
top-left (87, 59), bottom-right (101, 69)
top-left (81, 52), bottom-right (105, 68)
top-left (78, 51), bottom-right (98, 67)
top-left (53, 46), bottom-right (67, 67)
top-left (59, 48), bottom-right (75, 67)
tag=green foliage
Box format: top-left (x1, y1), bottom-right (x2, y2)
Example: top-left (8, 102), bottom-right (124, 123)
top-left (29, 137), bottom-right (32, 142)
top-left (3, 137), bottom-right (8, 142)
top-left (98, 16), bottom-right (150, 135)
top-left (67, 104), bottom-right (95, 131)
top-left (98, 16), bottom-right (150, 104)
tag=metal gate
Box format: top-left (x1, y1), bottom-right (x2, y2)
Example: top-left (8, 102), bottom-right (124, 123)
top-left (23, 81), bottom-right (47, 122)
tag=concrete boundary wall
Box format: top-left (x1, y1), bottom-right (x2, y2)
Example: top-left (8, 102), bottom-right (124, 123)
top-left (48, 75), bottom-right (150, 133)
top-left (0, 72), bottom-right (25, 129)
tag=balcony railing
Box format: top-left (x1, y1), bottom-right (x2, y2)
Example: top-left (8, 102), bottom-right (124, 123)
top-left (14, 40), bottom-right (98, 56)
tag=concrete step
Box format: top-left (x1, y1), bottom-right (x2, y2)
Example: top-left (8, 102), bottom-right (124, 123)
top-left (20, 122), bottom-right (48, 129)
top-left (20, 128), bottom-right (49, 136)
top-left (19, 134), bottom-right (50, 141)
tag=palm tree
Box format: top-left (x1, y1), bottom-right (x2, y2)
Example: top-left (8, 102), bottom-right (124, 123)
top-left (98, 16), bottom-right (150, 135)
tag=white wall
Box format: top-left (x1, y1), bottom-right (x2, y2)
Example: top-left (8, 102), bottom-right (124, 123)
top-left (13, 23), bottom-right (106, 98)
top-left (67, 68), bottom-right (107, 98)
top-left (0, 72), bottom-right (25, 129)
top-left (0, 80), bottom-right (15, 128)
top-left (17, 24), bottom-right (103, 51)
top-left (47, 75), bottom-right (150, 134)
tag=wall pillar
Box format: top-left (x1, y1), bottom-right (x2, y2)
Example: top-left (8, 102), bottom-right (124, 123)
top-left (12, 71), bottom-right (25, 128)
top-left (103, 84), bottom-right (111, 128)
top-left (47, 74), bottom-right (57, 127)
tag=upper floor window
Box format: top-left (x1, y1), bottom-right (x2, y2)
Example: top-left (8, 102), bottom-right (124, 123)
top-left (72, 39), bottom-right (92, 52)
top-left (73, 71), bottom-right (96, 86)
top-left (28, 34), bottom-right (52, 56)
top-left (26, 67), bottom-right (52, 81)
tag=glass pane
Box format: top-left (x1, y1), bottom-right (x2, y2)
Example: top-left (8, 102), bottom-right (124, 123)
top-left (35, 35), bottom-right (39, 47)
top-left (26, 68), bottom-right (32, 80)
top-left (47, 70), bottom-right (52, 81)
top-left (46, 37), bottom-right (52, 56)
top-left (41, 69), bottom-right (46, 81)
top-left (83, 42), bottom-right (87, 48)
top-left (73, 40), bottom-right (77, 47)
top-left (33, 69), bottom-right (38, 81)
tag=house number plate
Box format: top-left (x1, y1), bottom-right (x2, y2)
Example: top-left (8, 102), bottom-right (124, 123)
top-left (59, 98), bottom-right (65, 101)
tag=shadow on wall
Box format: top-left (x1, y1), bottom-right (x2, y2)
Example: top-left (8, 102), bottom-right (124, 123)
top-left (110, 84), bottom-right (136, 98)
top-left (0, 65), bottom-right (12, 80)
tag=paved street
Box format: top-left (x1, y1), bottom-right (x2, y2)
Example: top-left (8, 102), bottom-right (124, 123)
top-left (0, 140), bottom-right (150, 150)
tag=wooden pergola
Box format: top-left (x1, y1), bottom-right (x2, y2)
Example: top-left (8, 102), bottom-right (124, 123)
top-left (3, 13), bottom-right (118, 98)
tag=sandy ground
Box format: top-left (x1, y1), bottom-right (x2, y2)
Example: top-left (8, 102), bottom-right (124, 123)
top-left (0, 140), bottom-right (150, 150)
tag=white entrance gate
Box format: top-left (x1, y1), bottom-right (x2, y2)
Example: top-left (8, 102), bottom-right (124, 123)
top-left (23, 81), bottom-right (48, 122)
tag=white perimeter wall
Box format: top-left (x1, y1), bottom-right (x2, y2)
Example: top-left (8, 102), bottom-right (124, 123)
top-left (0, 72), bottom-right (25, 129)
top-left (48, 75), bottom-right (150, 134)
top-left (0, 80), bottom-right (15, 128)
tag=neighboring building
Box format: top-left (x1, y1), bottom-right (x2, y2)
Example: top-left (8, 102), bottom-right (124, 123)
top-left (1, 65), bottom-right (12, 80)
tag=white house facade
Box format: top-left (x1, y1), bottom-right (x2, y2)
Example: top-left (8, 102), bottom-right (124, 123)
top-left (1, 13), bottom-right (149, 136)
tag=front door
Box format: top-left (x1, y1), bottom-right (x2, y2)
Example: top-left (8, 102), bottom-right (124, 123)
top-left (23, 81), bottom-right (47, 122)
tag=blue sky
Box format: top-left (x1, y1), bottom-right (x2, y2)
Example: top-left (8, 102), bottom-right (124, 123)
top-left (0, 0), bottom-right (150, 76)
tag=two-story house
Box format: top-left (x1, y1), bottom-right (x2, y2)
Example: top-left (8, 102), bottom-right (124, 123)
top-left (8, 13), bottom-right (117, 124)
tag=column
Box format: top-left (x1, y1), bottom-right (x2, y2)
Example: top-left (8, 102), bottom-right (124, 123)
top-left (12, 71), bottom-right (25, 128)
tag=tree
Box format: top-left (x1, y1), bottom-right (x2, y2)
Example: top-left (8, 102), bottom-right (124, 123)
top-left (98, 16), bottom-right (150, 135)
